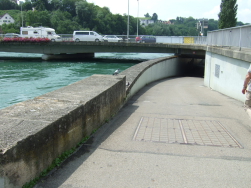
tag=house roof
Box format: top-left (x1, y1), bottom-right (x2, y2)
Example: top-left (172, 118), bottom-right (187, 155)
top-left (0, 13), bottom-right (14, 19)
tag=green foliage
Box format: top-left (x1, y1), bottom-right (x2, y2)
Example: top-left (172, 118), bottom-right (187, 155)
top-left (218, 0), bottom-right (238, 29)
top-left (0, 10), bottom-right (21, 21)
top-left (144, 16), bottom-right (219, 36)
top-left (26, 10), bottom-right (51, 27)
top-left (21, 1), bottom-right (33, 11)
top-left (50, 10), bottom-right (81, 33)
top-left (144, 13), bottom-right (150, 18)
top-left (207, 19), bottom-right (219, 32)
top-left (1, 23), bottom-right (19, 33)
top-left (0, 0), bottom-right (239, 36)
top-left (236, 21), bottom-right (245, 26)
top-left (0, 0), bottom-right (17, 10)
top-left (151, 13), bottom-right (158, 23)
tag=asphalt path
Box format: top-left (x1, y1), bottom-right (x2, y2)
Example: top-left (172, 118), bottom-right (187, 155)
top-left (35, 77), bottom-right (251, 188)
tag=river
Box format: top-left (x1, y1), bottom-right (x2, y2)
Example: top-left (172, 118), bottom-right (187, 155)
top-left (0, 52), bottom-right (173, 109)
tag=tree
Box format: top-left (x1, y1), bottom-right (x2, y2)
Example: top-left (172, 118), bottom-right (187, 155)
top-left (31, 0), bottom-right (49, 11)
top-left (144, 13), bottom-right (150, 18)
top-left (236, 21), bottom-right (244, 26)
top-left (218, 0), bottom-right (238, 29)
top-left (152, 13), bottom-right (158, 23)
top-left (1, 23), bottom-right (19, 33)
top-left (0, 0), bottom-right (17, 10)
top-left (25, 10), bottom-right (51, 27)
top-left (208, 19), bottom-right (218, 31)
top-left (21, 1), bottom-right (33, 11)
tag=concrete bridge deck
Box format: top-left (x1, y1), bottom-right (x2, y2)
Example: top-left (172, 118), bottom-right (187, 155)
top-left (1, 41), bottom-right (251, 62)
top-left (35, 77), bottom-right (251, 188)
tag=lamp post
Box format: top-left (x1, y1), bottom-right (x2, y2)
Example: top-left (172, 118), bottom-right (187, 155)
top-left (137, 0), bottom-right (139, 36)
top-left (20, 1), bottom-right (23, 27)
top-left (127, 0), bottom-right (129, 43)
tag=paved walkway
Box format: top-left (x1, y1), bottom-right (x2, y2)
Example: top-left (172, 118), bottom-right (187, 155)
top-left (35, 77), bottom-right (251, 188)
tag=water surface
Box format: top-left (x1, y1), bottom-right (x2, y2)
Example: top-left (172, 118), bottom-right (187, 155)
top-left (0, 52), bottom-right (172, 109)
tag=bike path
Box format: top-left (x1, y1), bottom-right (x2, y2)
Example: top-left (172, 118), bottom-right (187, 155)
top-left (35, 77), bottom-right (251, 188)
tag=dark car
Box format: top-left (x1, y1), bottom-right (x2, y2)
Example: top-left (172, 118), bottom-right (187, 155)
top-left (135, 35), bottom-right (156, 43)
top-left (4, 33), bottom-right (19, 38)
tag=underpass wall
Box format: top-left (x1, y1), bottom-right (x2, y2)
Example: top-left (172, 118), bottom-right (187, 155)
top-left (204, 51), bottom-right (249, 102)
top-left (122, 56), bottom-right (190, 100)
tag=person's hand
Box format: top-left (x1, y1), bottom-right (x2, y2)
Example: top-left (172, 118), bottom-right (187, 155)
top-left (242, 88), bottom-right (246, 94)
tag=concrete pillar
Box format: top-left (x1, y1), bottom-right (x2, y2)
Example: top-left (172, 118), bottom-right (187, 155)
top-left (42, 53), bottom-right (94, 61)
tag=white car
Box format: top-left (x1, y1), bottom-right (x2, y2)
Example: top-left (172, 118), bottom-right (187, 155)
top-left (73, 31), bottom-right (104, 42)
top-left (103, 35), bottom-right (123, 42)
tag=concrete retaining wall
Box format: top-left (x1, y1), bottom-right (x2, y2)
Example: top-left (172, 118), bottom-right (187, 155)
top-left (122, 56), bottom-right (190, 100)
top-left (204, 51), bottom-right (250, 102)
top-left (0, 75), bottom-right (126, 188)
top-left (0, 56), bottom-right (189, 187)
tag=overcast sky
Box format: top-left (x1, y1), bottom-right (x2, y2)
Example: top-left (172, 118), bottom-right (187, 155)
top-left (88, 0), bottom-right (251, 24)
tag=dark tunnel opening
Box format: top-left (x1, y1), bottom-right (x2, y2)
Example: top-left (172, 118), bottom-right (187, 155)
top-left (182, 58), bottom-right (205, 78)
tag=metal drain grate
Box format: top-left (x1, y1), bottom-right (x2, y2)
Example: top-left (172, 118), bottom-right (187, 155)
top-left (133, 117), bottom-right (243, 148)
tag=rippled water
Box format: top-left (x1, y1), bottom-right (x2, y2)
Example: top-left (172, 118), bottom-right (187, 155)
top-left (0, 52), bottom-right (172, 109)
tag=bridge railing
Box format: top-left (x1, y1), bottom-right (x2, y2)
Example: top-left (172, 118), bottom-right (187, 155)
top-left (57, 34), bottom-right (207, 45)
top-left (207, 24), bottom-right (251, 50)
top-left (1, 33), bottom-right (207, 45)
top-left (155, 36), bottom-right (207, 45)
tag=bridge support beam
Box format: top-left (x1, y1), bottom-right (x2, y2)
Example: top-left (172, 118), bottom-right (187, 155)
top-left (42, 53), bottom-right (94, 61)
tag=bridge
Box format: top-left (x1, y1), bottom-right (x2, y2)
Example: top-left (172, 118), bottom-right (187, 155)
top-left (0, 41), bottom-right (207, 60)
top-left (1, 25), bottom-right (251, 61)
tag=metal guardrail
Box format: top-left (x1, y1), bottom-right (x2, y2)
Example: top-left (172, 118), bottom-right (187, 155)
top-left (155, 36), bottom-right (207, 45)
top-left (57, 34), bottom-right (208, 44)
top-left (207, 24), bottom-right (251, 50)
top-left (1, 33), bottom-right (207, 45)
top-left (3, 26), bottom-right (251, 51)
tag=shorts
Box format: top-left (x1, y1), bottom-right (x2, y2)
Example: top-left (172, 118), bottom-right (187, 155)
top-left (245, 91), bottom-right (251, 108)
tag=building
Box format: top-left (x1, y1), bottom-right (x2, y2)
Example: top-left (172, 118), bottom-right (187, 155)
top-left (0, 13), bottom-right (15, 26)
top-left (139, 19), bottom-right (154, 26)
top-left (158, 20), bottom-right (173, 25)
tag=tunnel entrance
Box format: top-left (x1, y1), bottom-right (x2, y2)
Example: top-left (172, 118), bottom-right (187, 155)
top-left (183, 58), bottom-right (205, 78)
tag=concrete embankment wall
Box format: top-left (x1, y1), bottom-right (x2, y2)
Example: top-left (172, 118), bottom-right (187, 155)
top-left (122, 56), bottom-right (190, 100)
top-left (0, 75), bottom-right (126, 188)
top-left (0, 56), bottom-right (189, 188)
top-left (204, 51), bottom-right (250, 102)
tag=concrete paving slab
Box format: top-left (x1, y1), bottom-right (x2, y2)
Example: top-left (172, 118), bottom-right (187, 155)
top-left (35, 77), bottom-right (251, 188)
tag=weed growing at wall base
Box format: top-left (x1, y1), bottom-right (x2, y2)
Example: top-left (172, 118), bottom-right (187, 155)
top-left (22, 135), bottom-right (90, 188)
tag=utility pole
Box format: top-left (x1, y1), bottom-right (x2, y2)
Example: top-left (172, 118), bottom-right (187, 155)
top-left (127, 0), bottom-right (129, 43)
top-left (21, 1), bottom-right (23, 27)
top-left (137, 0), bottom-right (139, 37)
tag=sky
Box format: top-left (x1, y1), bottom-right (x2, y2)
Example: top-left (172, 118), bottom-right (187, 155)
top-left (88, 0), bottom-right (251, 24)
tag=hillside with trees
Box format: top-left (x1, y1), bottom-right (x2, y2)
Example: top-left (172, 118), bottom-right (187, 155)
top-left (0, 0), bottom-right (247, 36)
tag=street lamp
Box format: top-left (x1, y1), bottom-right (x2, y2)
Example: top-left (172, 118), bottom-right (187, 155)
top-left (127, 0), bottom-right (129, 43)
top-left (137, 0), bottom-right (139, 36)
top-left (20, 1), bottom-right (23, 27)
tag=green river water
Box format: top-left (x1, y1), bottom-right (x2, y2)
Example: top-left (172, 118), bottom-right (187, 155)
top-left (0, 52), bottom-right (172, 109)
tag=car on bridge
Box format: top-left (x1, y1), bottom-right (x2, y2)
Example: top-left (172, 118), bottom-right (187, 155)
top-left (135, 35), bottom-right (156, 43)
top-left (103, 35), bottom-right (123, 42)
top-left (20, 27), bottom-right (62, 42)
top-left (4, 33), bottom-right (19, 38)
top-left (73, 31), bottom-right (104, 42)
